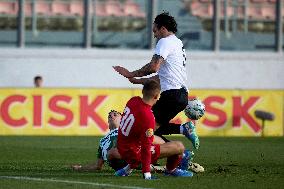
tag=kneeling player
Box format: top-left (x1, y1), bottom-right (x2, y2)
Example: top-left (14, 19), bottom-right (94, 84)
top-left (116, 80), bottom-right (193, 179)
top-left (72, 109), bottom-right (203, 173)
top-left (71, 110), bottom-right (164, 172)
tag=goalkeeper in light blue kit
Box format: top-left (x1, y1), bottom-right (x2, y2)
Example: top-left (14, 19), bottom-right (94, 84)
top-left (72, 110), bottom-right (204, 173)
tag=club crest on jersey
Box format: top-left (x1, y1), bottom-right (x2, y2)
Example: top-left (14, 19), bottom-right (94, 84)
top-left (145, 128), bottom-right (153, 137)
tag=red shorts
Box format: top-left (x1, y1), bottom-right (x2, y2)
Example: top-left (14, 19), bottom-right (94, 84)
top-left (119, 144), bottom-right (161, 168)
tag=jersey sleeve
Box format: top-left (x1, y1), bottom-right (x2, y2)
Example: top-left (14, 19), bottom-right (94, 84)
top-left (140, 112), bottom-right (155, 173)
top-left (154, 38), bottom-right (171, 60)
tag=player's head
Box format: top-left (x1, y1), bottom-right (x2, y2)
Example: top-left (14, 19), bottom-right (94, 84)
top-left (142, 80), bottom-right (161, 105)
top-left (34, 75), bottom-right (43, 88)
top-left (153, 12), bottom-right (177, 39)
top-left (108, 110), bottom-right (122, 130)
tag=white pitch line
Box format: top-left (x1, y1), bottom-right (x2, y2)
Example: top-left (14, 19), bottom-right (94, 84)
top-left (0, 176), bottom-right (155, 189)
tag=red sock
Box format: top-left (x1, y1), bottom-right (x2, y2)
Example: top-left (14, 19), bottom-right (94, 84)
top-left (166, 154), bottom-right (182, 172)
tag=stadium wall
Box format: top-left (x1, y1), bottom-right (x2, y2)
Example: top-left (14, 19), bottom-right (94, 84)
top-left (0, 49), bottom-right (283, 89)
top-left (0, 49), bottom-right (283, 136)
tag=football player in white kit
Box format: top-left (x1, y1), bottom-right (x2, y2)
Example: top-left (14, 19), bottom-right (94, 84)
top-left (113, 12), bottom-right (199, 150)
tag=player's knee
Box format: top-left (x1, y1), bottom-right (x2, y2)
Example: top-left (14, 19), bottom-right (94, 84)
top-left (175, 141), bottom-right (185, 154)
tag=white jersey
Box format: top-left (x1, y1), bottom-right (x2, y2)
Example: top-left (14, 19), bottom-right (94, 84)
top-left (154, 34), bottom-right (187, 92)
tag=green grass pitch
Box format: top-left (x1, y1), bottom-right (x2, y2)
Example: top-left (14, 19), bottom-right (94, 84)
top-left (0, 136), bottom-right (283, 189)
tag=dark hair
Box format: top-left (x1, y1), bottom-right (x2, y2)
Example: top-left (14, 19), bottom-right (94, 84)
top-left (108, 110), bottom-right (121, 118)
top-left (154, 12), bottom-right (177, 33)
top-left (34, 75), bottom-right (42, 82)
top-left (142, 80), bottom-right (161, 99)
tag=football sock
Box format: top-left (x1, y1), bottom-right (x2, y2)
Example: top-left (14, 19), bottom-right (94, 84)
top-left (123, 164), bottom-right (133, 175)
top-left (180, 125), bottom-right (184, 134)
top-left (166, 154), bottom-right (182, 172)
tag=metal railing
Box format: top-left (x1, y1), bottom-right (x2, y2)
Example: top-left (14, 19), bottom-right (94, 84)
top-left (7, 0), bottom-right (283, 52)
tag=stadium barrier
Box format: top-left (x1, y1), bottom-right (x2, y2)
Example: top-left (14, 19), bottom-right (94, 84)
top-left (0, 88), bottom-right (283, 136)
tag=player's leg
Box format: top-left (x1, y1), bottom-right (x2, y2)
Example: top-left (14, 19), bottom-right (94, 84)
top-left (177, 149), bottom-right (204, 173)
top-left (153, 135), bottom-right (166, 145)
top-left (107, 148), bottom-right (128, 171)
top-left (158, 141), bottom-right (184, 171)
top-left (114, 148), bottom-right (142, 176)
top-left (150, 145), bottom-right (204, 174)
top-left (180, 121), bottom-right (199, 149)
top-left (157, 121), bottom-right (199, 149)
top-left (151, 148), bottom-right (193, 173)
top-left (152, 88), bottom-right (199, 149)
top-left (152, 87), bottom-right (188, 136)
top-left (116, 142), bottom-right (186, 177)
top-left (158, 141), bottom-right (184, 158)
top-left (153, 142), bottom-right (193, 177)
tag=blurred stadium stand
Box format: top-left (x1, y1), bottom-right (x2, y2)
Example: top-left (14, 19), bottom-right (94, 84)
top-left (0, 0), bottom-right (283, 50)
top-left (189, 0), bottom-right (284, 20)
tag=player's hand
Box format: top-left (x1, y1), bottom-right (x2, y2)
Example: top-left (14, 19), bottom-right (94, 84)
top-left (113, 66), bottom-right (134, 78)
top-left (143, 172), bottom-right (157, 180)
top-left (71, 164), bottom-right (82, 171)
top-left (144, 176), bottom-right (158, 180)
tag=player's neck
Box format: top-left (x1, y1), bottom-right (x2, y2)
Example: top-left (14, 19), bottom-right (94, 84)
top-left (142, 98), bottom-right (153, 107)
top-left (162, 32), bottom-right (174, 38)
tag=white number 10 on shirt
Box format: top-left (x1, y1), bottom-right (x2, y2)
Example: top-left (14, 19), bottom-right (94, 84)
top-left (120, 107), bottom-right (135, 136)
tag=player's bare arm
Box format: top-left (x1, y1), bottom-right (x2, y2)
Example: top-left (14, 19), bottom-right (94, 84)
top-left (113, 66), bottom-right (134, 78)
top-left (132, 55), bottom-right (164, 77)
top-left (93, 158), bottom-right (104, 170)
top-left (72, 158), bottom-right (104, 171)
top-left (128, 75), bottom-right (160, 85)
top-left (113, 55), bottom-right (164, 78)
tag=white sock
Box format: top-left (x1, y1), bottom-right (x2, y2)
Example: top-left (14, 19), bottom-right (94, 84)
top-left (166, 167), bottom-right (176, 173)
top-left (123, 164), bottom-right (133, 174)
top-left (180, 125), bottom-right (184, 134)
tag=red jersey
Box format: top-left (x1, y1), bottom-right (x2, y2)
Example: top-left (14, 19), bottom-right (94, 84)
top-left (117, 96), bottom-right (155, 173)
